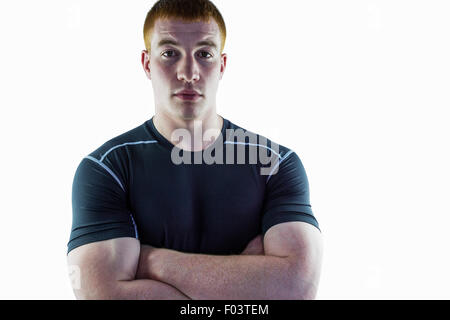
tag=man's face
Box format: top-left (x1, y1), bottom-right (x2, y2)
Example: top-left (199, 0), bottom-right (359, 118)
top-left (142, 18), bottom-right (227, 121)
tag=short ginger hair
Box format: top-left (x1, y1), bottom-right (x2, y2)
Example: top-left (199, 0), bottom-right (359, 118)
top-left (143, 0), bottom-right (227, 54)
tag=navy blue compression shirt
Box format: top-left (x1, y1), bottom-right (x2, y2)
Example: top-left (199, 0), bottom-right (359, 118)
top-left (67, 116), bottom-right (320, 255)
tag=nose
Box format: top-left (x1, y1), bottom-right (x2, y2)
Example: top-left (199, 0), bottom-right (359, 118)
top-left (177, 55), bottom-right (200, 83)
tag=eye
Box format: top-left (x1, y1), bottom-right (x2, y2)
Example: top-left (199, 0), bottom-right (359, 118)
top-left (161, 50), bottom-right (177, 58)
top-left (198, 51), bottom-right (213, 59)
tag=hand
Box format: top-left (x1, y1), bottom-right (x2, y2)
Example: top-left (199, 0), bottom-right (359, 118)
top-left (241, 234), bottom-right (265, 256)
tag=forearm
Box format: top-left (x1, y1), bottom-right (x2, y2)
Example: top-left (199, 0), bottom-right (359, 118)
top-left (143, 249), bottom-right (302, 300)
top-left (75, 278), bottom-right (191, 300)
top-left (114, 279), bottom-right (191, 300)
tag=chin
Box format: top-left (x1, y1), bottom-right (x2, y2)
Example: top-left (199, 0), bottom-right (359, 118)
top-left (176, 104), bottom-right (205, 121)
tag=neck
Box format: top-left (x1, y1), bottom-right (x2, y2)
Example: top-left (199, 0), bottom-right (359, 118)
top-left (153, 109), bottom-right (223, 152)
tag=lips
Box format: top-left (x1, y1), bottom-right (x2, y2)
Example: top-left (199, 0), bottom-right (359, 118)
top-left (174, 90), bottom-right (202, 101)
top-left (179, 93), bottom-right (197, 97)
top-left (175, 93), bottom-right (201, 101)
top-left (176, 90), bottom-right (201, 95)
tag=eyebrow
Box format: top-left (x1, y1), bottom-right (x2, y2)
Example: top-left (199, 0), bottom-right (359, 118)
top-left (157, 38), bottom-right (218, 51)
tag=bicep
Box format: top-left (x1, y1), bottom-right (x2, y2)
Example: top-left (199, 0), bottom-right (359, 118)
top-left (67, 237), bottom-right (140, 299)
top-left (261, 151), bottom-right (320, 236)
top-left (263, 221), bottom-right (323, 298)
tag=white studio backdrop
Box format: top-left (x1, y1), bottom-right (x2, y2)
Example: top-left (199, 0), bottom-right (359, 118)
top-left (0, 0), bottom-right (449, 299)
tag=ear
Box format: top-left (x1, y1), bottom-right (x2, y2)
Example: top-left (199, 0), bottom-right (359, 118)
top-left (219, 53), bottom-right (227, 80)
top-left (141, 50), bottom-right (151, 80)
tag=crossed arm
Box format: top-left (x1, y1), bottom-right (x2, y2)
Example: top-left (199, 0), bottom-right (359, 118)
top-left (67, 221), bottom-right (323, 300)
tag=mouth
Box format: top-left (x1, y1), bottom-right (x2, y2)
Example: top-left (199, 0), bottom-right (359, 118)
top-left (174, 94), bottom-right (202, 101)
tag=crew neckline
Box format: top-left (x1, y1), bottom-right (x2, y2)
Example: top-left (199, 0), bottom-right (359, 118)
top-left (147, 115), bottom-right (229, 154)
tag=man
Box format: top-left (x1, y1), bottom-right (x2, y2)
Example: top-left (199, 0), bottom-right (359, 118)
top-left (67, 0), bottom-right (323, 300)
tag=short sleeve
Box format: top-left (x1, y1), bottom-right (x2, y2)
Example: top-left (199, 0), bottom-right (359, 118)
top-left (67, 157), bottom-right (138, 254)
top-left (261, 151), bottom-right (320, 236)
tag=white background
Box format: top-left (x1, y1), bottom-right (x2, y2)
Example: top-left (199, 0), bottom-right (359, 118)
top-left (0, 0), bottom-right (449, 299)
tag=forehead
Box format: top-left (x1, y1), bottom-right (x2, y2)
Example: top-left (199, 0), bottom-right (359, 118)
top-left (152, 18), bottom-right (220, 40)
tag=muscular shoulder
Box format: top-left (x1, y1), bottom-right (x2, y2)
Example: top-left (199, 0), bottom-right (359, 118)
top-left (86, 121), bottom-right (155, 161)
top-left (225, 119), bottom-right (293, 162)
